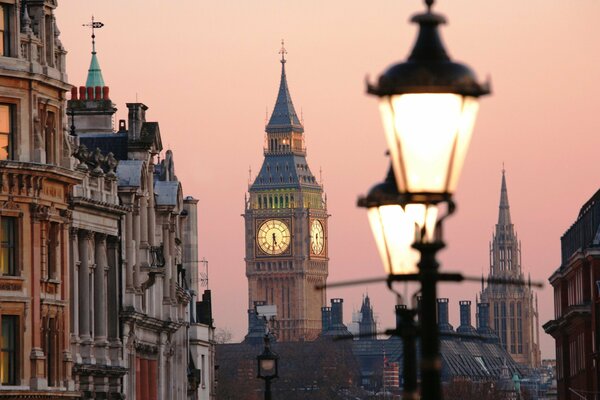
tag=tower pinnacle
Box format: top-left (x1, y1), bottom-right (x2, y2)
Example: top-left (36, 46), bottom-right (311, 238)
top-left (498, 168), bottom-right (512, 227)
top-left (266, 43), bottom-right (303, 134)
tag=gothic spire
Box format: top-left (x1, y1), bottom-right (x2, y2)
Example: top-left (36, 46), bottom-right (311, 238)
top-left (498, 167), bottom-right (512, 227)
top-left (266, 40), bottom-right (303, 134)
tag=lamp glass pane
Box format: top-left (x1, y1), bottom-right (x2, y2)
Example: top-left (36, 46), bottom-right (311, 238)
top-left (260, 359), bottom-right (275, 373)
top-left (367, 205), bottom-right (419, 275)
top-left (379, 94), bottom-right (479, 193)
top-left (405, 204), bottom-right (438, 243)
top-left (447, 96), bottom-right (479, 192)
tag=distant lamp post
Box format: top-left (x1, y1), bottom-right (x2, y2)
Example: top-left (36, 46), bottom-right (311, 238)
top-left (363, 1), bottom-right (490, 400)
top-left (257, 334), bottom-right (278, 400)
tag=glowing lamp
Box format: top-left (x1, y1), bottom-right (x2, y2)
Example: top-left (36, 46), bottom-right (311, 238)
top-left (367, 0), bottom-right (490, 198)
top-left (359, 167), bottom-right (438, 276)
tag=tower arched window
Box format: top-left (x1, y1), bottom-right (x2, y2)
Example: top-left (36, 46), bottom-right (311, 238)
top-left (274, 196), bottom-right (278, 208)
top-left (285, 195), bottom-right (289, 208)
top-left (258, 197), bottom-right (262, 209)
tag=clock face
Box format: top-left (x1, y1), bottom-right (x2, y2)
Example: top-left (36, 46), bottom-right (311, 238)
top-left (257, 219), bottom-right (291, 255)
top-left (310, 220), bottom-right (325, 255)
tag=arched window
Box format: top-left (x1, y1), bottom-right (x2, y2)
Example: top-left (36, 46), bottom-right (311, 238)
top-left (274, 196), bottom-right (278, 208)
top-left (258, 197), bottom-right (262, 209)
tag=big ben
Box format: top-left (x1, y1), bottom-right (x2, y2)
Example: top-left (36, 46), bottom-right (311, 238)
top-left (244, 44), bottom-right (328, 342)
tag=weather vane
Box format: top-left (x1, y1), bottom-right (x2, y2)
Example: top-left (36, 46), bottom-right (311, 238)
top-left (83, 15), bottom-right (104, 53)
top-left (279, 39), bottom-right (287, 63)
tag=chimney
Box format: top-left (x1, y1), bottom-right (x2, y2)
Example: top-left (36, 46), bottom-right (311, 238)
top-left (95, 86), bottom-right (102, 100)
top-left (476, 302), bottom-right (491, 334)
top-left (71, 87), bottom-right (78, 100)
top-left (436, 298), bottom-right (453, 332)
top-left (79, 86), bottom-right (86, 100)
top-left (102, 86), bottom-right (110, 100)
top-left (195, 290), bottom-right (213, 326)
top-left (457, 300), bottom-right (476, 334)
top-left (331, 298), bottom-right (344, 327)
top-left (321, 307), bottom-right (331, 333)
top-left (126, 103), bottom-right (148, 140)
top-left (87, 86), bottom-right (94, 100)
top-left (395, 304), bottom-right (407, 331)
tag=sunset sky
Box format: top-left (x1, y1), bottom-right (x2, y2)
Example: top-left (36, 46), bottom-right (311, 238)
top-left (56, 1), bottom-right (600, 358)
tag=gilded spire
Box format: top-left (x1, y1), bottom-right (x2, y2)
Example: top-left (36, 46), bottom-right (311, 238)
top-left (266, 41), bottom-right (303, 134)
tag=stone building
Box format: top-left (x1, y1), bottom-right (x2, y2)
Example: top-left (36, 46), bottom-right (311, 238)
top-left (480, 170), bottom-right (541, 368)
top-left (244, 46), bottom-right (328, 342)
top-left (69, 82), bottom-right (196, 400)
top-left (0, 0), bottom-right (80, 397)
top-left (544, 188), bottom-right (600, 399)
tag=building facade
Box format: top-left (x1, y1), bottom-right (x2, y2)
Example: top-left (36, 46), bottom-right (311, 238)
top-left (544, 189), bottom-right (600, 399)
top-left (0, 0), bottom-right (80, 397)
top-left (480, 170), bottom-right (541, 368)
top-left (244, 48), bottom-right (328, 342)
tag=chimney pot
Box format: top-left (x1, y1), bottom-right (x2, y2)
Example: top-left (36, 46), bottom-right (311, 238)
top-left (70, 87), bottom-right (78, 100)
top-left (86, 87), bottom-right (94, 100)
top-left (79, 86), bottom-right (86, 100)
top-left (103, 86), bottom-right (110, 100)
top-left (95, 86), bottom-right (102, 100)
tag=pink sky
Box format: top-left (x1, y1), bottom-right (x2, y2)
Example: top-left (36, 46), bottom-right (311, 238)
top-left (56, 1), bottom-right (600, 358)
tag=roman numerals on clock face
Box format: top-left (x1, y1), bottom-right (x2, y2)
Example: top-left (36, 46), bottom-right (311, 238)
top-left (257, 219), bottom-right (291, 255)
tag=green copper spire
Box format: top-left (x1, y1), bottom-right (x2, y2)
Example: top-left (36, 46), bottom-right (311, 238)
top-left (85, 52), bottom-right (105, 87)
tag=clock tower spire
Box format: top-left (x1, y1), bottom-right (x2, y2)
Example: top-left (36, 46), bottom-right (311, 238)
top-left (244, 45), bottom-right (329, 342)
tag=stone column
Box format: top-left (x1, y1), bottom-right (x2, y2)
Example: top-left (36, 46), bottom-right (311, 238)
top-left (69, 228), bottom-right (80, 349)
top-left (162, 222), bottom-right (171, 305)
top-left (94, 233), bottom-right (109, 365)
top-left (140, 195), bottom-right (149, 267)
top-left (78, 230), bottom-right (94, 362)
top-left (125, 209), bottom-right (134, 291)
top-left (133, 202), bottom-right (141, 289)
top-left (29, 205), bottom-right (46, 389)
top-left (106, 236), bottom-right (120, 343)
top-left (148, 169), bottom-right (156, 246)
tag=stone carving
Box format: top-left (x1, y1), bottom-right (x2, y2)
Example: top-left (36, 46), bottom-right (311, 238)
top-left (0, 196), bottom-right (21, 211)
top-left (72, 145), bottom-right (119, 175)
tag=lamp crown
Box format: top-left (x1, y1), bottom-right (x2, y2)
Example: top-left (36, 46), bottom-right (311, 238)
top-left (367, 3), bottom-right (490, 97)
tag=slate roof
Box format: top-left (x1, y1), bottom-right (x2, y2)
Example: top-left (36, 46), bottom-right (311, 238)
top-left (154, 181), bottom-right (180, 206)
top-left (250, 154), bottom-right (321, 191)
top-left (266, 60), bottom-right (303, 134)
top-left (79, 132), bottom-right (128, 161)
top-left (116, 160), bottom-right (144, 188)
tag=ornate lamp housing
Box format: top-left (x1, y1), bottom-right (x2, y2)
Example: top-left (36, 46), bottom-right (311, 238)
top-left (368, 0), bottom-right (490, 199)
top-left (358, 167), bottom-right (438, 275)
top-left (257, 337), bottom-right (279, 380)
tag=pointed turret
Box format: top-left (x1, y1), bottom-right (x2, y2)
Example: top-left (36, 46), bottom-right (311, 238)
top-left (498, 168), bottom-right (512, 227)
top-left (86, 52), bottom-right (105, 88)
top-left (266, 42), bottom-right (303, 134)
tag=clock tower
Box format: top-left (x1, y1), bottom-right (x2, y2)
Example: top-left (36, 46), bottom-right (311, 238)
top-left (244, 45), bottom-right (328, 342)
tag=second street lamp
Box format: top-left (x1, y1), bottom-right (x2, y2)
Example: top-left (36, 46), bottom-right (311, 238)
top-left (363, 1), bottom-right (490, 399)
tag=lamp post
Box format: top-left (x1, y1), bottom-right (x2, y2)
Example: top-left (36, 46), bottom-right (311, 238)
top-left (257, 334), bottom-right (278, 400)
top-left (362, 0), bottom-right (490, 399)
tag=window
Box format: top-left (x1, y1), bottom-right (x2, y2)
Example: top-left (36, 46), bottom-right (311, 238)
top-left (47, 222), bottom-right (59, 279)
top-left (0, 217), bottom-right (18, 276)
top-left (1, 315), bottom-right (19, 385)
top-left (0, 104), bottom-right (13, 160)
top-left (0, 5), bottom-right (9, 57)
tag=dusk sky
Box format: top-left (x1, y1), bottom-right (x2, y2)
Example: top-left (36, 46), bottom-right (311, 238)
top-left (56, 1), bottom-right (600, 358)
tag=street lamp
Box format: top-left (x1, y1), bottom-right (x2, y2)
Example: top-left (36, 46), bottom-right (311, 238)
top-left (367, 0), bottom-right (489, 201)
top-left (363, 1), bottom-right (490, 400)
top-left (257, 334), bottom-right (278, 400)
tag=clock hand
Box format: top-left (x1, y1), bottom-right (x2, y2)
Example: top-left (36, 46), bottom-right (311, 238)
top-left (272, 232), bottom-right (277, 245)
